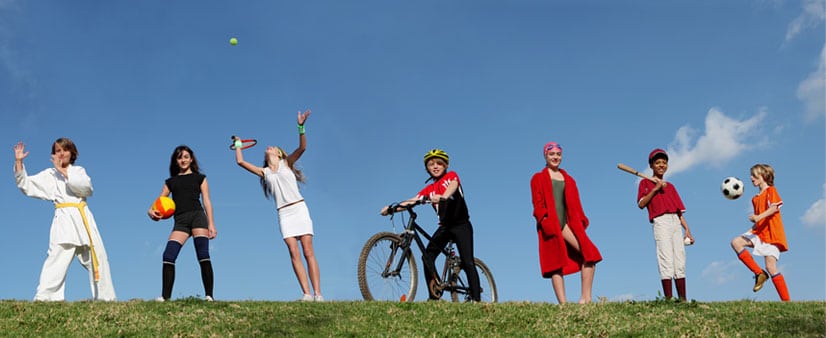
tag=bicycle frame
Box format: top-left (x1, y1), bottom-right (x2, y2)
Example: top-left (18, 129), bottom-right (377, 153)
top-left (386, 204), bottom-right (471, 297)
top-left (383, 206), bottom-right (431, 278)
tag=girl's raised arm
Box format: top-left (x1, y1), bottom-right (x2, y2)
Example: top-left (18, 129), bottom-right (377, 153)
top-left (287, 109), bottom-right (310, 165)
top-left (235, 138), bottom-right (264, 177)
top-left (13, 141), bottom-right (28, 173)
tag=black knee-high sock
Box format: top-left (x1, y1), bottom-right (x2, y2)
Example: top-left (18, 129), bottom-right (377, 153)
top-left (193, 236), bottom-right (213, 298)
top-left (161, 240), bottom-right (183, 300)
top-left (162, 263), bottom-right (175, 300)
top-left (199, 260), bottom-right (214, 297)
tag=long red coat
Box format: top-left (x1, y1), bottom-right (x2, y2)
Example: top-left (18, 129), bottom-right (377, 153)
top-left (530, 168), bottom-right (602, 277)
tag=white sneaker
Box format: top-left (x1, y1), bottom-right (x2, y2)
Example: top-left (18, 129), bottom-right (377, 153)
top-left (300, 294), bottom-right (314, 302)
top-left (313, 295), bottom-right (324, 302)
top-left (205, 296), bottom-right (214, 302)
top-left (154, 297), bottom-right (165, 302)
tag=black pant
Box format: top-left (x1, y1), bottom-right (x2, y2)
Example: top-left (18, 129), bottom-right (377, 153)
top-left (422, 222), bottom-right (481, 301)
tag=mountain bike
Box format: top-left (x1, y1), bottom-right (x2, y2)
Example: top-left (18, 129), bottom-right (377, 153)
top-left (357, 199), bottom-right (497, 302)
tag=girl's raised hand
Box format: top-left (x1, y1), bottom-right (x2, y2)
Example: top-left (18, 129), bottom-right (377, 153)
top-left (13, 142), bottom-right (28, 161)
top-left (50, 153), bottom-right (69, 177)
top-left (50, 153), bottom-right (63, 168)
top-left (297, 109), bottom-right (311, 125)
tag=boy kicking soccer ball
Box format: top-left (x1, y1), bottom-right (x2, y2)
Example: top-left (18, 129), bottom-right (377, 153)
top-left (730, 164), bottom-right (790, 301)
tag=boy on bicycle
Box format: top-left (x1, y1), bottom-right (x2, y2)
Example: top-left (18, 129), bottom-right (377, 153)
top-left (381, 149), bottom-right (481, 302)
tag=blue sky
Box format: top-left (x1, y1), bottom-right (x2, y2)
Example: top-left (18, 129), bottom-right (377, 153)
top-left (1, 1), bottom-right (824, 303)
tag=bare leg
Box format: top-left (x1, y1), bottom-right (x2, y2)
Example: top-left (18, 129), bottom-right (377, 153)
top-left (579, 263), bottom-right (595, 304)
top-left (168, 230), bottom-right (191, 244)
top-left (560, 226), bottom-right (594, 304)
top-left (561, 226), bottom-right (581, 251)
top-left (730, 235), bottom-right (753, 253)
top-left (764, 256), bottom-right (779, 276)
top-left (284, 237), bottom-right (311, 295)
top-left (550, 272), bottom-right (566, 304)
top-left (298, 235), bottom-right (321, 296)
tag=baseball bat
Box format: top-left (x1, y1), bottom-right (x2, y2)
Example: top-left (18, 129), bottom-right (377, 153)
top-left (617, 163), bottom-right (661, 184)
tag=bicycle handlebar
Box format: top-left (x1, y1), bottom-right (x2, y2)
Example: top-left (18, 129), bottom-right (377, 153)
top-left (384, 197), bottom-right (433, 215)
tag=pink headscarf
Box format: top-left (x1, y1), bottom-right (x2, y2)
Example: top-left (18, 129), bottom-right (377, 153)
top-left (543, 141), bottom-right (562, 156)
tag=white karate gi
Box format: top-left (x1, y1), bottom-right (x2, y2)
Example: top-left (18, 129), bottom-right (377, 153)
top-left (15, 164), bottom-right (116, 301)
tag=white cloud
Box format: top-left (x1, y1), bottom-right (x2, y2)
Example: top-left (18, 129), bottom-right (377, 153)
top-left (785, 0), bottom-right (826, 42)
top-left (665, 108), bottom-right (767, 175)
top-left (801, 184), bottom-right (826, 228)
top-left (796, 45), bottom-right (826, 122)
top-left (702, 260), bottom-right (739, 285)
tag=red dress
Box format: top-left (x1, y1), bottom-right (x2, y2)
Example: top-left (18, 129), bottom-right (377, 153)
top-left (530, 168), bottom-right (603, 277)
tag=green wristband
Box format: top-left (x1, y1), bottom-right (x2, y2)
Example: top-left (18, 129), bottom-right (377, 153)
top-left (234, 139), bottom-right (243, 149)
top-left (298, 124), bottom-right (305, 135)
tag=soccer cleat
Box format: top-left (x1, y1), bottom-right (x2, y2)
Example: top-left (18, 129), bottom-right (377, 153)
top-left (753, 270), bottom-right (770, 292)
top-left (313, 295), bottom-right (324, 302)
top-left (154, 297), bottom-right (166, 302)
top-left (300, 294), bottom-right (314, 302)
top-left (205, 296), bottom-right (214, 302)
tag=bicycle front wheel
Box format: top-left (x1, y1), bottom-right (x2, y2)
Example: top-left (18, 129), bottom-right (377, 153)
top-left (357, 232), bottom-right (418, 302)
top-left (450, 257), bottom-right (498, 303)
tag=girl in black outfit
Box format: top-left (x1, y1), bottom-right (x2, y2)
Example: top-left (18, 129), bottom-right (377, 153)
top-left (148, 145), bottom-right (217, 301)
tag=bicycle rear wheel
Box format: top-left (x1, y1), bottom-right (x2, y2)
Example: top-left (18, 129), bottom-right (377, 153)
top-left (357, 232), bottom-right (418, 302)
top-left (450, 258), bottom-right (498, 303)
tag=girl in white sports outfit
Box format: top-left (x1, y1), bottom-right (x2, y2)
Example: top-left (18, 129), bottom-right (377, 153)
top-left (13, 139), bottom-right (116, 301)
top-left (234, 110), bottom-right (322, 301)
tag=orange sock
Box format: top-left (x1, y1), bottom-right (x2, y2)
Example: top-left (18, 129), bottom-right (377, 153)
top-left (737, 250), bottom-right (763, 275)
top-left (771, 274), bottom-right (790, 302)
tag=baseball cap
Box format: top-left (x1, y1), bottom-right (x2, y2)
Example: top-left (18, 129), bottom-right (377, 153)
top-left (648, 148), bottom-right (668, 164)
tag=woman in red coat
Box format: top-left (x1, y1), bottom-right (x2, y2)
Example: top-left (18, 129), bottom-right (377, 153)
top-left (530, 142), bottom-right (602, 304)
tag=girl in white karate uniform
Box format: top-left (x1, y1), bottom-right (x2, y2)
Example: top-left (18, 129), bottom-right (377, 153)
top-left (13, 138), bottom-right (116, 301)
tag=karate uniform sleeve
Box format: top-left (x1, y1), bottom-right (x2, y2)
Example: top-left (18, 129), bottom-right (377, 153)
top-left (15, 165), bottom-right (56, 201)
top-left (66, 165), bottom-right (93, 197)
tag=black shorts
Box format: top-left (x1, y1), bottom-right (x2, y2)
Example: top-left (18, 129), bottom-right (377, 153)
top-left (173, 210), bottom-right (208, 235)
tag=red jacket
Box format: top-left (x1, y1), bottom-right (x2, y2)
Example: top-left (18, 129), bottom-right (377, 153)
top-left (530, 168), bottom-right (602, 277)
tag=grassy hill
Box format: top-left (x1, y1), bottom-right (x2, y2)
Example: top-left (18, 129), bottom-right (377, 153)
top-left (0, 299), bottom-right (823, 337)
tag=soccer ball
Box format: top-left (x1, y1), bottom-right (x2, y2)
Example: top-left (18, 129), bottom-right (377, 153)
top-left (721, 177), bottom-right (744, 200)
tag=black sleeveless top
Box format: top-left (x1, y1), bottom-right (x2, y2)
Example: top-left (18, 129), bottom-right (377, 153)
top-left (165, 173), bottom-right (205, 215)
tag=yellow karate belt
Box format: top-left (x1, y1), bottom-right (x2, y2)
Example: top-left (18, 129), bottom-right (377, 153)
top-left (55, 201), bottom-right (100, 282)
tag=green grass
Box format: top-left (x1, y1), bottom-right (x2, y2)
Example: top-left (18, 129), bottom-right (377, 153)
top-left (0, 298), bottom-right (823, 337)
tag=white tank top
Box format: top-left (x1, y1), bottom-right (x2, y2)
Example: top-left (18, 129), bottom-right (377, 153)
top-left (263, 159), bottom-right (303, 208)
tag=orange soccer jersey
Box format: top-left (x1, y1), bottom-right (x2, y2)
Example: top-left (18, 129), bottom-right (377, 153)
top-left (751, 186), bottom-right (788, 252)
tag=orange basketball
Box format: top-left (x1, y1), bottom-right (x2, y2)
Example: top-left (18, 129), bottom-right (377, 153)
top-left (152, 196), bottom-right (176, 219)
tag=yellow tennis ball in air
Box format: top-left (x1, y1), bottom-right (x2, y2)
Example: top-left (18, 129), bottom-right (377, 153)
top-left (230, 37), bottom-right (238, 46)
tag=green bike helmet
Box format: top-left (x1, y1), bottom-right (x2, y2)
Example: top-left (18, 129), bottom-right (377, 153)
top-left (423, 149), bottom-right (449, 165)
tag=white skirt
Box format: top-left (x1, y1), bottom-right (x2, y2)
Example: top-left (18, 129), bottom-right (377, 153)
top-left (277, 201), bottom-right (314, 239)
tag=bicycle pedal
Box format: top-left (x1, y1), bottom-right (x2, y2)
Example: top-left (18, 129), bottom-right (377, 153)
top-left (428, 279), bottom-right (444, 298)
